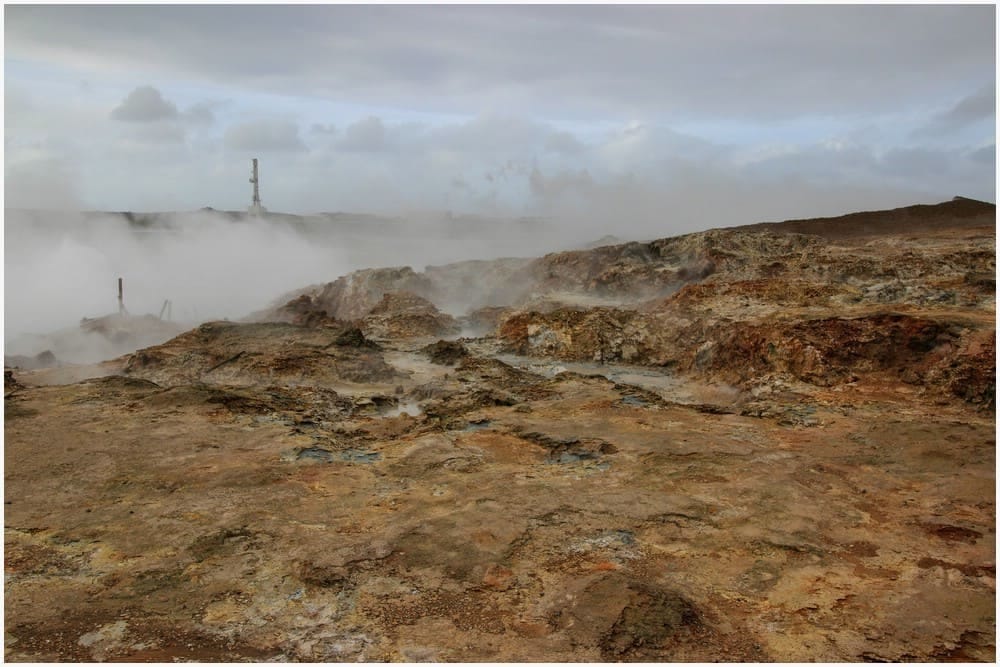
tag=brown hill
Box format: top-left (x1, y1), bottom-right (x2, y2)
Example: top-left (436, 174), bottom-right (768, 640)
top-left (733, 196), bottom-right (995, 240)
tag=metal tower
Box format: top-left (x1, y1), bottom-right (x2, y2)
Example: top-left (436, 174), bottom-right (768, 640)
top-left (248, 158), bottom-right (266, 216)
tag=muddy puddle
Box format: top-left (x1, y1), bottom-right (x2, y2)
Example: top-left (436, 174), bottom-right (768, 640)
top-left (382, 350), bottom-right (453, 384)
top-left (494, 353), bottom-right (711, 404)
top-left (283, 447), bottom-right (382, 464)
top-left (380, 401), bottom-right (423, 417)
top-left (463, 419), bottom-right (492, 432)
top-left (549, 451), bottom-right (610, 469)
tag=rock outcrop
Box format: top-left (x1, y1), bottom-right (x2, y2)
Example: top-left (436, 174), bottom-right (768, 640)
top-left (122, 320), bottom-right (400, 386)
top-left (492, 202), bottom-right (994, 408)
top-left (360, 292), bottom-right (460, 340)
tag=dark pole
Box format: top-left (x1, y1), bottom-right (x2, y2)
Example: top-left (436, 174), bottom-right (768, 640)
top-left (118, 278), bottom-right (124, 315)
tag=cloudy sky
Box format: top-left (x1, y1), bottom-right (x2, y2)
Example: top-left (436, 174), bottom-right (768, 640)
top-left (4, 4), bottom-right (996, 229)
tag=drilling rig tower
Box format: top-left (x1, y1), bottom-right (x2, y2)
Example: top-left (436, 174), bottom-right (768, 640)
top-left (248, 158), bottom-right (267, 217)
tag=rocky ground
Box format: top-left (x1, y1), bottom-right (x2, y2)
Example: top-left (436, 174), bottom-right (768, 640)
top-left (4, 197), bottom-right (995, 662)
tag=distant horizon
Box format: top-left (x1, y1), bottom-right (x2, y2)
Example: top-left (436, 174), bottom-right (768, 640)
top-left (5, 194), bottom-right (995, 221)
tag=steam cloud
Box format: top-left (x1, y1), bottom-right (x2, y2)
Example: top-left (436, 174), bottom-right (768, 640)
top-left (4, 210), bottom-right (346, 355)
top-left (2, 205), bottom-right (571, 363)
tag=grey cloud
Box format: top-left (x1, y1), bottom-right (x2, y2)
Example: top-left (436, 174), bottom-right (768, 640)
top-left (11, 5), bottom-right (991, 120)
top-left (482, 160), bottom-right (532, 187)
top-left (878, 145), bottom-right (994, 200)
top-left (431, 115), bottom-right (548, 154)
top-left (529, 166), bottom-right (594, 199)
top-left (338, 116), bottom-right (386, 152)
top-left (111, 85), bottom-right (179, 122)
top-left (4, 157), bottom-right (81, 210)
top-left (969, 144), bottom-right (995, 165)
top-left (310, 123), bottom-right (337, 136)
top-left (129, 122), bottom-right (186, 145)
top-left (4, 86), bottom-right (37, 126)
top-left (745, 142), bottom-right (993, 203)
top-left (523, 162), bottom-right (942, 241)
top-left (507, 160), bottom-right (532, 178)
top-left (946, 85), bottom-right (996, 125)
top-left (545, 131), bottom-right (585, 155)
top-left (623, 123), bottom-right (645, 138)
top-left (913, 84), bottom-right (996, 138)
top-left (744, 142), bottom-right (880, 183)
top-left (183, 102), bottom-right (215, 125)
top-left (882, 147), bottom-right (952, 180)
top-left (4, 3), bottom-right (995, 219)
top-left (224, 119), bottom-right (306, 152)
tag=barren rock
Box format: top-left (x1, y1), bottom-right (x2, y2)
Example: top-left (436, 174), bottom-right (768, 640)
top-left (5, 198), bottom-right (995, 662)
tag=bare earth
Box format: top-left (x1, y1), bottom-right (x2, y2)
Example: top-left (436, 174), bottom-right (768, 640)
top-left (4, 198), bottom-right (995, 661)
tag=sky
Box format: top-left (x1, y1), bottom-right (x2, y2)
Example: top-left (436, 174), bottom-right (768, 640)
top-left (4, 4), bottom-right (997, 228)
